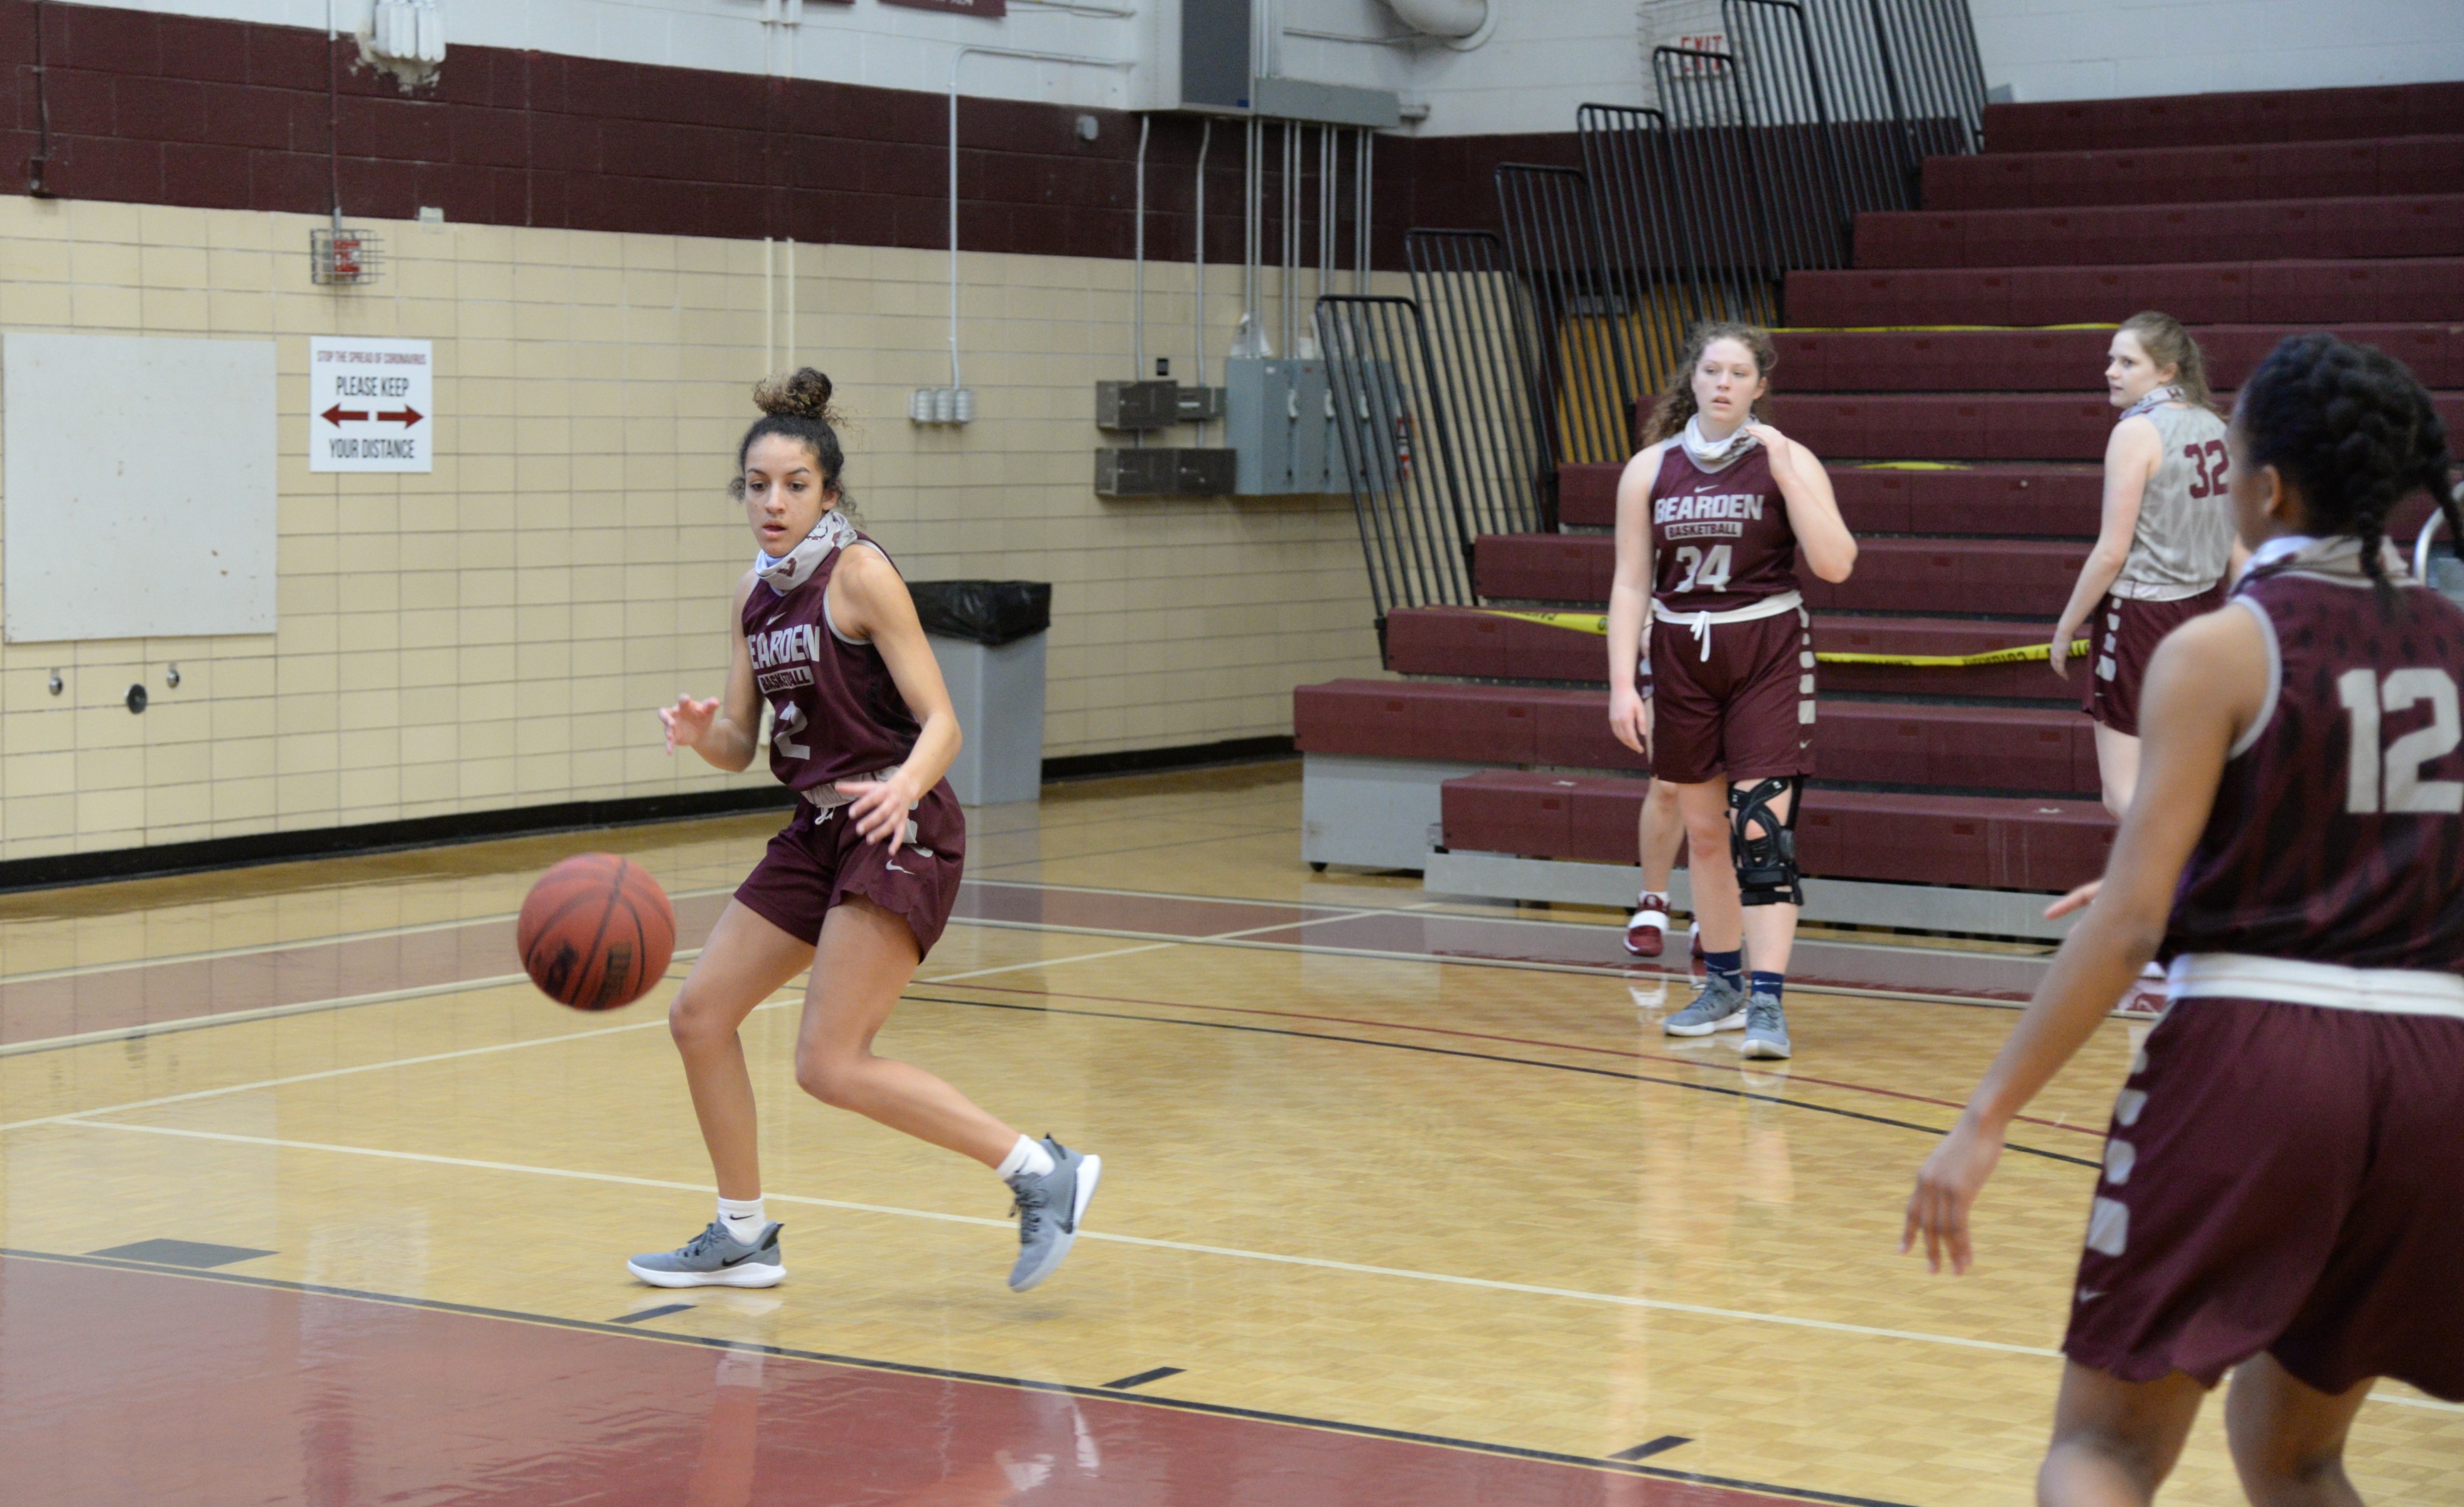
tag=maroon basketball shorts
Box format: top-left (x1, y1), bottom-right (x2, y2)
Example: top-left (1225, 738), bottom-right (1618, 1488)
top-left (734, 779), bottom-right (967, 959)
top-left (2082, 583), bottom-right (2225, 736)
top-left (1646, 606), bottom-right (1815, 786)
top-left (2062, 978), bottom-right (2464, 1401)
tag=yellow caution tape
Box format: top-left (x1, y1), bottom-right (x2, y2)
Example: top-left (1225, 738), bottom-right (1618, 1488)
top-left (1478, 609), bottom-right (2090, 667)
top-left (1849, 461), bottom-right (1972, 471)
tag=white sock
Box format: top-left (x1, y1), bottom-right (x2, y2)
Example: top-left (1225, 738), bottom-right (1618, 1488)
top-left (997, 1135), bottom-right (1056, 1182)
top-left (716, 1195), bottom-right (768, 1243)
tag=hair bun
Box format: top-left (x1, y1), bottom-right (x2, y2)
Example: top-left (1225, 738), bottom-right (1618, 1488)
top-left (753, 367), bottom-right (837, 423)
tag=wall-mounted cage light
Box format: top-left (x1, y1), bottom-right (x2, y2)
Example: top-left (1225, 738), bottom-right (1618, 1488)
top-left (311, 226), bottom-right (383, 286)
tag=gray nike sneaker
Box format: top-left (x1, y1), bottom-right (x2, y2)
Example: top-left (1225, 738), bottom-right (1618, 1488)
top-left (1740, 990), bottom-right (1792, 1059)
top-left (1006, 1137), bottom-right (1100, 1293)
top-left (627, 1219), bottom-right (785, 1288)
top-left (1662, 974), bottom-right (1746, 1037)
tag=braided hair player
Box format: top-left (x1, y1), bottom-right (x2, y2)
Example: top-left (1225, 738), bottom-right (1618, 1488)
top-left (1906, 333), bottom-right (2464, 1504)
top-left (630, 369), bottom-right (1100, 1294)
top-left (1607, 323), bottom-right (1858, 1058)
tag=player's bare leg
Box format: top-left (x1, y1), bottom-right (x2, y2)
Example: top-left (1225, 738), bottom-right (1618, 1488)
top-left (2092, 722), bottom-right (2142, 821)
top-left (795, 896), bottom-right (1099, 1290)
top-left (1625, 779), bottom-right (1689, 958)
top-left (2223, 1354), bottom-right (2371, 1507)
top-left (1663, 779), bottom-right (1750, 1036)
top-left (792, 895), bottom-right (1015, 1165)
top-left (631, 900), bottom-right (815, 1287)
top-left (2038, 1362), bottom-right (2205, 1507)
top-left (669, 900), bottom-right (818, 1198)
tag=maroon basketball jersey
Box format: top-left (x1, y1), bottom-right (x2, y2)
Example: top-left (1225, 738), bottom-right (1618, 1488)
top-left (1649, 444), bottom-right (1800, 612)
top-left (742, 535), bottom-right (923, 796)
top-left (2165, 543), bottom-right (2464, 971)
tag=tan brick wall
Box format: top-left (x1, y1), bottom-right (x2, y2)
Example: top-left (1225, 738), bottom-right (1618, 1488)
top-left (0, 198), bottom-right (1385, 862)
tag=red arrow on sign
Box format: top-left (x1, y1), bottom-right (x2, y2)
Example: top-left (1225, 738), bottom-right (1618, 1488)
top-left (321, 404), bottom-right (369, 425)
top-left (378, 406), bottom-right (423, 428)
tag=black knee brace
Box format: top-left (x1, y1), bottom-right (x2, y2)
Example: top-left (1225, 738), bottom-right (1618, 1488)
top-left (1730, 776), bottom-right (1805, 908)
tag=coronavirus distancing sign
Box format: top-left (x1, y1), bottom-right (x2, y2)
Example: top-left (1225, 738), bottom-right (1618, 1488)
top-left (309, 336), bottom-right (433, 472)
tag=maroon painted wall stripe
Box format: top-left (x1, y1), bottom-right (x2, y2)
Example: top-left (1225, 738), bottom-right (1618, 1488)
top-left (0, 0), bottom-right (1565, 266)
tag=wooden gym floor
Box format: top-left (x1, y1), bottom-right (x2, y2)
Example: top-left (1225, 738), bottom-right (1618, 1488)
top-left (2, 762), bottom-right (2456, 1504)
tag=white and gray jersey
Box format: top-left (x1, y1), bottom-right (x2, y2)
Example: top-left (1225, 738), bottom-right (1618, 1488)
top-left (2113, 402), bottom-right (2234, 600)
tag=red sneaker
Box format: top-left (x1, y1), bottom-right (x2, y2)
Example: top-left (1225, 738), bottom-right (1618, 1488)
top-left (1624, 896), bottom-right (1669, 957)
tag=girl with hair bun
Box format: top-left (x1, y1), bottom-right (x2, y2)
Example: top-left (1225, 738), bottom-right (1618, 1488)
top-left (2052, 311), bottom-right (2239, 819)
top-left (1606, 322), bottom-right (1858, 1059)
top-left (630, 368), bottom-right (1102, 1297)
top-left (1908, 333), bottom-right (2464, 1501)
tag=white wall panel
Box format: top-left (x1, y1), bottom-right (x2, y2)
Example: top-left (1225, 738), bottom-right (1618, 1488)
top-left (3, 333), bottom-right (280, 644)
top-left (68, 0), bottom-right (2464, 139)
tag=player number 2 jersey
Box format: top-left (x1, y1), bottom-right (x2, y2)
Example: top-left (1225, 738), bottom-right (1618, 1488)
top-left (2164, 538), bottom-right (2464, 972)
top-left (1649, 443), bottom-right (1800, 613)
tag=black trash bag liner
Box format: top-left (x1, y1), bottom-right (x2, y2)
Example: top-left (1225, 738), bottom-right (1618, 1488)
top-left (907, 581), bottom-right (1053, 647)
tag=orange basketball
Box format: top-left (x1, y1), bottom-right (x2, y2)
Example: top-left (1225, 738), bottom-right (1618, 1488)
top-left (517, 853), bottom-right (677, 1011)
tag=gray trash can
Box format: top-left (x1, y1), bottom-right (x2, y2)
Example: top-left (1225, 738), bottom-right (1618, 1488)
top-left (911, 581), bottom-right (1052, 806)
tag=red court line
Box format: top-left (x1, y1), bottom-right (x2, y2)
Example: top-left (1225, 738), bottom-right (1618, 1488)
top-left (0, 1253), bottom-right (1863, 1507)
top-left (926, 981), bottom-right (2108, 1138)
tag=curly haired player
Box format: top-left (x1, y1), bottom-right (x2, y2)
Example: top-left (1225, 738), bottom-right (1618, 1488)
top-left (632, 369), bottom-right (1100, 1295)
top-left (1907, 333), bottom-right (2464, 1504)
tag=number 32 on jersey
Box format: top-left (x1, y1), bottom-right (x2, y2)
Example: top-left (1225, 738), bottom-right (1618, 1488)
top-left (2339, 667), bottom-right (2463, 814)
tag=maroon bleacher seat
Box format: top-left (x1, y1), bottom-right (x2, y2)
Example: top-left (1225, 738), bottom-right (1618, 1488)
top-left (1300, 78), bottom-right (2458, 907)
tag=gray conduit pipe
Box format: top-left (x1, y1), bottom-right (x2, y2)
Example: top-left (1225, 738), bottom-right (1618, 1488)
top-left (1132, 114), bottom-right (1149, 379)
top-left (947, 46), bottom-right (1134, 398)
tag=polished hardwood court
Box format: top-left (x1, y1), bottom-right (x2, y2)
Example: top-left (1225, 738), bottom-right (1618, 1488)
top-left (3, 764), bottom-right (2456, 1504)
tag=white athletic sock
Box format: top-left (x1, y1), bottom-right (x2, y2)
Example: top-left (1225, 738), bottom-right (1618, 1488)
top-left (716, 1195), bottom-right (768, 1244)
top-left (998, 1135), bottom-right (1056, 1182)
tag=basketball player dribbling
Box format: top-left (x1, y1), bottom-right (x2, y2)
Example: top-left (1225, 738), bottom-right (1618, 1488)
top-left (2050, 311), bottom-right (2241, 819)
top-left (629, 369), bottom-right (1100, 1293)
top-left (1608, 324), bottom-right (1859, 1057)
top-left (1906, 333), bottom-right (2464, 1504)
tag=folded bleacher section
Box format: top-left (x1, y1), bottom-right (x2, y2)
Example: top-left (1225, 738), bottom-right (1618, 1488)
top-left (1297, 80), bottom-right (2464, 936)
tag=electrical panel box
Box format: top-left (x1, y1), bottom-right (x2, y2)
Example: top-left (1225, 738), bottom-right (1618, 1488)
top-left (1096, 380), bottom-right (1225, 431)
top-left (1095, 380), bottom-right (1180, 431)
top-left (1180, 0), bottom-right (1253, 113)
top-left (1095, 448), bottom-right (1237, 498)
top-left (1225, 356), bottom-right (1354, 496)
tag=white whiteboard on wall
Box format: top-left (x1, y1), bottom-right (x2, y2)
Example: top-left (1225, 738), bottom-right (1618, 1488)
top-left (3, 332), bottom-right (279, 643)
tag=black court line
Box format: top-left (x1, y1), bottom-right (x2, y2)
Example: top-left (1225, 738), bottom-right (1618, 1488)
top-left (1100, 1365), bottom-right (1186, 1390)
top-left (903, 993), bottom-right (2104, 1171)
top-left (610, 1302), bottom-right (695, 1324)
top-left (0, 1248), bottom-right (1921, 1507)
top-left (1614, 1436), bottom-right (1693, 1461)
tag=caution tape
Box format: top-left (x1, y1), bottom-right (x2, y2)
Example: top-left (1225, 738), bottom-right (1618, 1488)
top-left (1478, 609), bottom-right (2090, 667)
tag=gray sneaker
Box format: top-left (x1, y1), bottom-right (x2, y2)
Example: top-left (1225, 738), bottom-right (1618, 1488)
top-left (627, 1219), bottom-right (785, 1288)
top-left (1662, 975), bottom-right (1746, 1036)
top-left (1740, 990), bottom-right (1792, 1059)
top-left (1006, 1137), bottom-right (1100, 1293)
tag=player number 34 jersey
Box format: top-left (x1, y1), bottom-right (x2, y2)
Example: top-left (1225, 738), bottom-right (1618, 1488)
top-left (1649, 443), bottom-right (1801, 614)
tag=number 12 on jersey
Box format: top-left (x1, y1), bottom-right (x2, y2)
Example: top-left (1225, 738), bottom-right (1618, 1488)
top-left (2338, 667), bottom-right (2463, 814)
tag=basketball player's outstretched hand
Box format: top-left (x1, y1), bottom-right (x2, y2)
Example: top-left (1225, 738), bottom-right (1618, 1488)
top-left (838, 773), bottom-right (918, 852)
top-left (1903, 1113), bottom-right (2003, 1275)
top-left (2044, 878), bottom-right (2102, 919)
top-left (660, 694), bottom-right (719, 754)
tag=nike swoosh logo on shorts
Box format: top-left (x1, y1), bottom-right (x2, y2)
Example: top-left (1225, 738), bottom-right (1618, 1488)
top-left (2077, 1288), bottom-right (2104, 1303)
top-left (886, 862), bottom-right (913, 874)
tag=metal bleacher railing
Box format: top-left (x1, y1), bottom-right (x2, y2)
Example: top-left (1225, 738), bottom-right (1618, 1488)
top-left (1320, 0), bottom-right (1986, 634)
